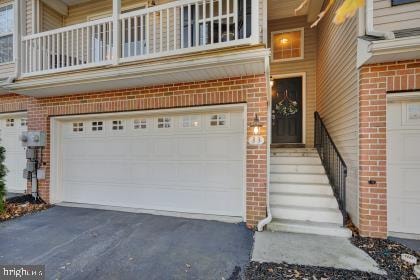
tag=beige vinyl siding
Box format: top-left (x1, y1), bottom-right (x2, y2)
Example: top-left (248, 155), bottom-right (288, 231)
top-left (374, 0), bottom-right (420, 32)
top-left (0, 0), bottom-right (15, 79)
top-left (0, 62), bottom-right (15, 79)
top-left (316, 0), bottom-right (359, 226)
top-left (64, 0), bottom-right (150, 26)
top-left (25, 0), bottom-right (32, 35)
top-left (268, 16), bottom-right (316, 146)
top-left (40, 1), bottom-right (63, 32)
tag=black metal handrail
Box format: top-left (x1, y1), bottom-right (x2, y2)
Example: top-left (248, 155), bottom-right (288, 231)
top-left (314, 112), bottom-right (348, 225)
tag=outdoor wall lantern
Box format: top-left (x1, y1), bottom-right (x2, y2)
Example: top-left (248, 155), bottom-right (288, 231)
top-left (248, 114), bottom-right (264, 145)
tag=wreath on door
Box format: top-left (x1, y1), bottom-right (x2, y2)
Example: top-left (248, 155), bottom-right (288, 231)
top-left (274, 90), bottom-right (299, 117)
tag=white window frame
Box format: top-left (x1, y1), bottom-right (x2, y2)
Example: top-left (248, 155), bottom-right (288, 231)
top-left (91, 121), bottom-right (105, 132)
top-left (271, 27), bottom-right (304, 63)
top-left (157, 117), bottom-right (172, 129)
top-left (72, 122), bottom-right (84, 132)
top-left (133, 118), bottom-right (148, 130)
top-left (112, 120), bottom-right (125, 131)
top-left (0, 3), bottom-right (14, 65)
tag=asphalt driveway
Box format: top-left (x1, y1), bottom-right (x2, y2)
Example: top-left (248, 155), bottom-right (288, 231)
top-left (0, 206), bottom-right (253, 280)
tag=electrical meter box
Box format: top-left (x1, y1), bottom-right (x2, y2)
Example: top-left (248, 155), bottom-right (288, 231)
top-left (26, 161), bottom-right (37, 172)
top-left (21, 131), bottom-right (46, 147)
top-left (23, 169), bottom-right (32, 180)
top-left (26, 148), bottom-right (37, 160)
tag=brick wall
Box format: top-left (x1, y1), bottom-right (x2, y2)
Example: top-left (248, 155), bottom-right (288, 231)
top-left (359, 59), bottom-right (420, 238)
top-left (24, 75), bottom-right (268, 228)
top-left (0, 94), bottom-right (31, 113)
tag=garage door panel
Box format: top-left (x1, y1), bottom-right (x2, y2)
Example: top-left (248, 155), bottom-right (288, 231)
top-left (62, 182), bottom-right (242, 216)
top-left (389, 198), bottom-right (420, 233)
top-left (205, 134), bottom-right (244, 160)
top-left (177, 137), bottom-right (204, 159)
top-left (63, 159), bottom-right (133, 184)
top-left (60, 109), bottom-right (245, 217)
top-left (388, 165), bottom-right (420, 197)
top-left (0, 115), bottom-right (27, 192)
top-left (388, 101), bottom-right (420, 235)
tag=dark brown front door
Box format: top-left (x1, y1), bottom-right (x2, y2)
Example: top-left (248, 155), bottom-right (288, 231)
top-left (272, 77), bottom-right (303, 143)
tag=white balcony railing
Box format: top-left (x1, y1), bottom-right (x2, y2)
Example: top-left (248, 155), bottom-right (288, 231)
top-left (21, 0), bottom-right (258, 76)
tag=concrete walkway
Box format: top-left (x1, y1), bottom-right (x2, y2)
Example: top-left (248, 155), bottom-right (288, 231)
top-left (252, 231), bottom-right (385, 275)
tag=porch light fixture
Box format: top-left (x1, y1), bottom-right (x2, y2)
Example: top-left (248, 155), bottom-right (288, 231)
top-left (279, 37), bottom-right (289, 44)
top-left (248, 114), bottom-right (264, 145)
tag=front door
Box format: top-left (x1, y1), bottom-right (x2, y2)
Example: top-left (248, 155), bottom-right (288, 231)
top-left (271, 77), bottom-right (303, 143)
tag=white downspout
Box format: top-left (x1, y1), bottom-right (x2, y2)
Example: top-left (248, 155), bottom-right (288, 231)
top-left (365, 0), bottom-right (394, 39)
top-left (257, 54), bottom-right (272, 232)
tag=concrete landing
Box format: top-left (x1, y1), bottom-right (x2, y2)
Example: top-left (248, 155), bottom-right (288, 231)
top-left (252, 231), bottom-right (386, 275)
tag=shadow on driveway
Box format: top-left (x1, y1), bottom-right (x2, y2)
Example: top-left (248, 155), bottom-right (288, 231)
top-left (0, 206), bottom-right (253, 280)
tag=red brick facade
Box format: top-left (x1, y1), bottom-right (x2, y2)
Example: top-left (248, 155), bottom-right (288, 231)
top-left (359, 59), bottom-right (420, 238)
top-left (0, 75), bottom-right (268, 228)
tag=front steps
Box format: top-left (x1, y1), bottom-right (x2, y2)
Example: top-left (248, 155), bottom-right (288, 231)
top-left (267, 148), bottom-right (351, 238)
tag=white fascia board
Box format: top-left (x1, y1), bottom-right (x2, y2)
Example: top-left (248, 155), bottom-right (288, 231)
top-left (7, 48), bottom-right (269, 96)
top-left (359, 36), bottom-right (420, 66)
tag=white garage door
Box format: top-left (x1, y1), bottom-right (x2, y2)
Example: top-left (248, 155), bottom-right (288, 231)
top-left (58, 107), bottom-right (245, 217)
top-left (388, 100), bottom-right (420, 236)
top-left (0, 114), bottom-right (28, 193)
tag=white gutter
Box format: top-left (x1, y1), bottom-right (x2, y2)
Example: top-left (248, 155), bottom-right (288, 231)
top-left (365, 0), bottom-right (394, 39)
top-left (257, 54), bottom-right (272, 232)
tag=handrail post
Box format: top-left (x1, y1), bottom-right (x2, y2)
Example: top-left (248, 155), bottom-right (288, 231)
top-left (112, 0), bottom-right (121, 65)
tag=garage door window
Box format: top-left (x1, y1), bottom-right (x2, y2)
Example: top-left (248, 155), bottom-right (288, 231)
top-left (157, 117), bottom-right (172, 128)
top-left (134, 119), bottom-right (147, 129)
top-left (73, 122), bottom-right (84, 132)
top-left (181, 115), bottom-right (200, 128)
top-left (6, 118), bottom-right (14, 127)
top-left (112, 120), bottom-right (124, 131)
top-left (210, 114), bottom-right (227, 126)
top-left (92, 121), bottom-right (104, 131)
top-left (20, 118), bottom-right (27, 127)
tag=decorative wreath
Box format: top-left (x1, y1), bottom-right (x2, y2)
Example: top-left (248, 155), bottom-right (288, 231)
top-left (274, 90), bottom-right (299, 117)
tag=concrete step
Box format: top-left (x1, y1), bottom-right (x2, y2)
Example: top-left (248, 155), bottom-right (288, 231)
top-left (270, 156), bottom-right (322, 165)
top-left (267, 219), bottom-right (352, 238)
top-left (270, 192), bottom-right (339, 209)
top-left (271, 148), bottom-right (317, 153)
top-left (270, 164), bottom-right (325, 174)
top-left (270, 183), bottom-right (334, 196)
top-left (270, 173), bottom-right (330, 184)
top-left (271, 204), bottom-right (343, 224)
top-left (271, 150), bottom-right (319, 157)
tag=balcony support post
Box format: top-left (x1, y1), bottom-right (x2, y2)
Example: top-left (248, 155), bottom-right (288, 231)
top-left (14, 0), bottom-right (23, 78)
top-left (251, 0), bottom-right (259, 44)
top-left (112, 0), bottom-right (121, 65)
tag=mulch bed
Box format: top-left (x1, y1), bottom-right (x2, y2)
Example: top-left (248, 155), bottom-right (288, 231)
top-left (244, 262), bottom-right (386, 280)
top-left (351, 236), bottom-right (419, 280)
top-left (1, 195), bottom-right (51, 222)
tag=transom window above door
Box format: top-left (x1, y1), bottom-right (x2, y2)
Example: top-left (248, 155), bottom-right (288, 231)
top-left (271, 28), bottom-right (304, 62)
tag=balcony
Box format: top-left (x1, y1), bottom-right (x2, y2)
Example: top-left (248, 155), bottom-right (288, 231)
top-left (20, 0), bottom-right (260, 77)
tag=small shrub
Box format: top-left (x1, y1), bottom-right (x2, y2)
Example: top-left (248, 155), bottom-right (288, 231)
top-left (0, 146), bottom-right (7, 212)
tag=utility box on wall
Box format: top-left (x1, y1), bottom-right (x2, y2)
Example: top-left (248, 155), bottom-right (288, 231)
top-left (21, 131), bottom-right (47, 147)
